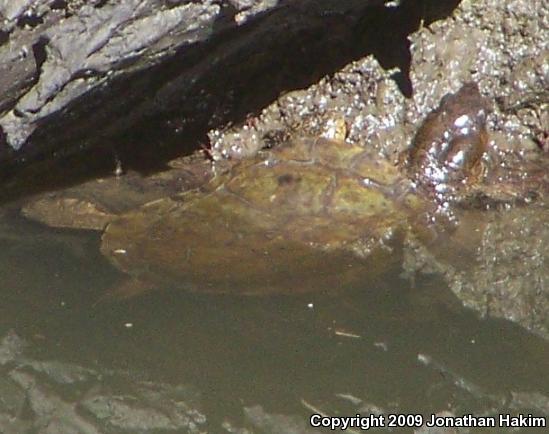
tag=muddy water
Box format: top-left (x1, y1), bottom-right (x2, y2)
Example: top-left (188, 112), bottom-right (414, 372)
top-left (1, 207), bottom-right (548, 433)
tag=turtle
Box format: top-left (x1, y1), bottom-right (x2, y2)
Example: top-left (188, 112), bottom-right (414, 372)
top-left (22, 83), bottom-right (549, 298)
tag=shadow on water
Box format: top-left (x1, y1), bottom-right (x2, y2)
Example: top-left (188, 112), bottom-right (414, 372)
top-left (0, 0), bottom-right (462, 203)
top-left (1, 215), bottom-right (548, 430)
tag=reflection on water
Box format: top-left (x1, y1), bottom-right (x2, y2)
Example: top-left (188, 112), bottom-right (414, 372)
top-left (1, 209), bottom-right (548, 433)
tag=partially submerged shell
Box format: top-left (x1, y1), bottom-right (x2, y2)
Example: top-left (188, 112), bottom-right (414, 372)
top-left (101, 137), bottom-right (424, 295)
top-left (21, 83), bottom-right (549, 297)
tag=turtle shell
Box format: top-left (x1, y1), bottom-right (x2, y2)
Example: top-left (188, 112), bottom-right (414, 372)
top-left (101, 137), bottom-right (425, 295)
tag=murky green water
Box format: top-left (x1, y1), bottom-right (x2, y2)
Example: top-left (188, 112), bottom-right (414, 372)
top-left (1, 207), bottom-right (548, 433)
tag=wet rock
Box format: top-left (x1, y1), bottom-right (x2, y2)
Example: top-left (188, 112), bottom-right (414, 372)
top-left (410, 0), bottom-right (548, 153)
top-left (449, 204), bottom-right (549, 340)
top-left (9, 370), bottom-right (103, 434)
top-left (0, 330), bottom-right (209, 433)
top-left (403, 201), bottom-right (549, 341)
top-left (0, 375), bottom-right (28, 434)
top-left (80, 382), bottom-right (207, 433)
top-left (0, 330), bottom-right (27, 365)
top-left (223, 0), bottom-right (547, 163)
top-left (509, 392), bottom-right (549, 416)
top-left (244, 405), bottom-right (318, 434)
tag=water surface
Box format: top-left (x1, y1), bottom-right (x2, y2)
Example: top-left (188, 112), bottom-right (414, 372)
top-left (0, 208), bottom-right (548, 433)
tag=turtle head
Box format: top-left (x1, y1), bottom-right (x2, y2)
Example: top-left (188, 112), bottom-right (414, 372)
top-left (406, 83), bottom-right (489, 198)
